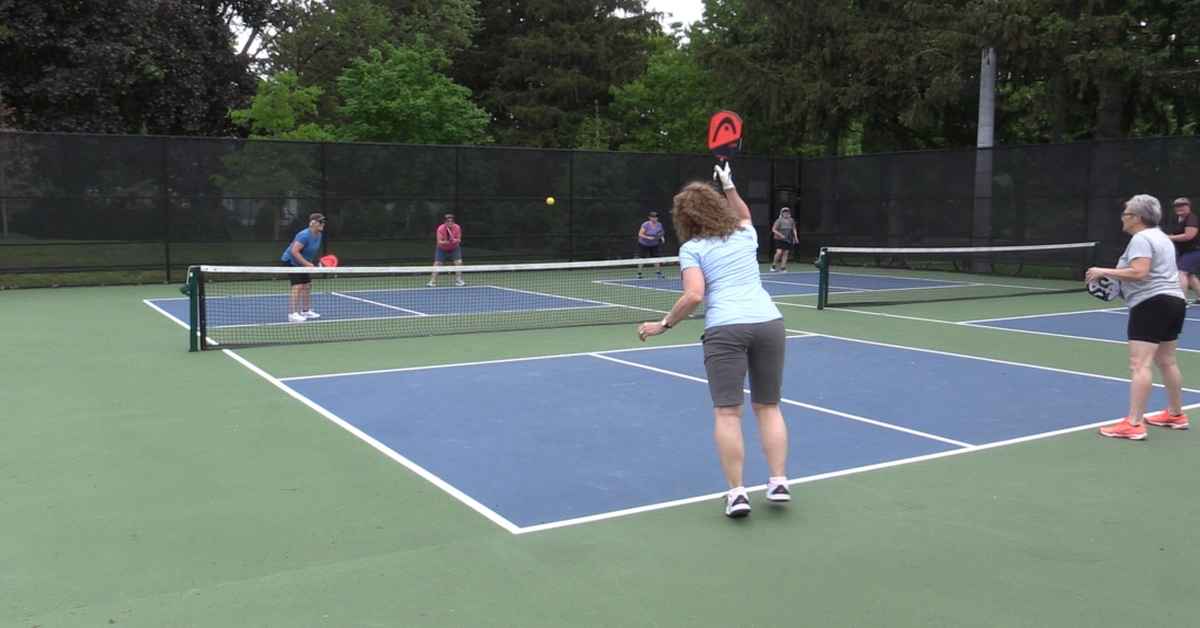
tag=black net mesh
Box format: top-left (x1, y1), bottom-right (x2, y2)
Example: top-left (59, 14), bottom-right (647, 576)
top-left (191, 257), bottom-right (697, 348)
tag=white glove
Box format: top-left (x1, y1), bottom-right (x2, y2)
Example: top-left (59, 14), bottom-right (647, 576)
top-left (713, 162), bottom-right (734, 190)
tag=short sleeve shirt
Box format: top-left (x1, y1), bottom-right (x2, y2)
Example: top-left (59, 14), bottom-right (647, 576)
top-left (639, 220), bottom-right (665, 246)
top-left (1118, 227), bottom-right (1184, 308)
top-left (1171, 213), bottom-right (1199, 254)
top-left (280, 228), bottom-right (322, 265)
top-left (773, 216), bottom-right (796, 242)
top-left (437, 223), bottom-right (462, 251)
top-left (679, 226), bottom-right (782, 329)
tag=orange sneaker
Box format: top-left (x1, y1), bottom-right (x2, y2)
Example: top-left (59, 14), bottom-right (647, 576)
top-left (1145, 410), bottom-right (1190, 430)
top-left (1099, 418), bottom-right (1147, 441)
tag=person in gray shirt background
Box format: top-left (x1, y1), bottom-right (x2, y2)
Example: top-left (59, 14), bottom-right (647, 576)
top-left (769, 207), bottom-right (798, 272)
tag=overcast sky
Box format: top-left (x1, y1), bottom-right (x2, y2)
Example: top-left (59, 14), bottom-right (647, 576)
top-left (646, 0), bottom-right (705, 30)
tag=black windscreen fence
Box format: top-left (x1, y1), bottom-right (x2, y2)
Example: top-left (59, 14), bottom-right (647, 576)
top-left (1, 131), bottom-right (1195, 284)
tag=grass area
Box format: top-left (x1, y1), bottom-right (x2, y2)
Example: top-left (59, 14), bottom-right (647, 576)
top-left (3, 280), bottom-right (1198, 627)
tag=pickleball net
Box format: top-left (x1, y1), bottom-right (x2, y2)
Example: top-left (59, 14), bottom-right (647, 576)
top-left (185, 257), bottom-right (695, 349)
top-left (814, 242), bottom-right (1097, 309)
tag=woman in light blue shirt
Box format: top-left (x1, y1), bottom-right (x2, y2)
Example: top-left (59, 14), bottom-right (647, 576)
top-left (638, 163), bottom-right (788, 518)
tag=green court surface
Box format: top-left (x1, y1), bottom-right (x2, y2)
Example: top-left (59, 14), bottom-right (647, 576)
top-left (3, 271), bottom-right (1199, 628)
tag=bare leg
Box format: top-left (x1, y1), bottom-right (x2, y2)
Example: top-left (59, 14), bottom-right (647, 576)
top-left (301, 284), bottom-right (312, 312)
top-left (778, 249), bottom-right (790, 270)
top-left (289, 284), bottom-right (303, 314)
top-left (752, 402), bottom-right (788, 477)
top-left (429, 260), bottom-right (442, 284)
top-left (1189, 274), bottom-right (1200, 301)
top-left (1154, 341), bottom-right (1185, 415)
top-left (713, 405), bottom-right (745, 488)
top-left (454, 258), bottom-right (463, 282)
top-left (1127, 340), bottom-right (1158, 425)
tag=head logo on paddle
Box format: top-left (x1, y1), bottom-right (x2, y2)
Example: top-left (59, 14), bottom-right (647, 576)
top-left (319, 254), bottom-right (339, 268)
top-left (707, 110), bottom-right (743, 162)
top-left (1086, 276), bottom-right (1121, 302)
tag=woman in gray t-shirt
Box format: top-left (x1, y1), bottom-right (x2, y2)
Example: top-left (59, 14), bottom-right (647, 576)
top-left (1086, 194), bottom-right (1189, 440)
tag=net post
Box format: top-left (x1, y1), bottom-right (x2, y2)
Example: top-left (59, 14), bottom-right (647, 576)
top-left (815, 247), bottom-right (829, 309)
top-left (187, 266), bottom-right (199, 352)
top-left (197, 268), bottom-right (209, 350)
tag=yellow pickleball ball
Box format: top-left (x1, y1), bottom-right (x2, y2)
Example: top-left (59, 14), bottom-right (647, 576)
top-left (546, 196), bottom-right (556, 205)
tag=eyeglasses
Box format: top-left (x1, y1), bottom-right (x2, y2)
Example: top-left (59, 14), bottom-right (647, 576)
top-left (1121, 212), bottom-right (1136, 217)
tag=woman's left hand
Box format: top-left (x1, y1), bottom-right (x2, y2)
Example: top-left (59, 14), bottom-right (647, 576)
top-left (638, 321), bottom-right (666, 342)
top-left (1085, 267), bottom-right (1108, 283)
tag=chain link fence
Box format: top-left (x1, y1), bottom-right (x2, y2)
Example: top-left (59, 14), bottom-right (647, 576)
top-left (1, 131), bottom-right (1195, 286)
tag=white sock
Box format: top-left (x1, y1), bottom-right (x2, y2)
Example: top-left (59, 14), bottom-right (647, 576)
top-left (729, 486), bottom-right (747, 497)
top-left (769, 476), bottom-right (787, 486)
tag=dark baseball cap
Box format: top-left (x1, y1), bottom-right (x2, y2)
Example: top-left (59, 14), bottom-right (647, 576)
top-left (309, 212), bottom-right (326, 223)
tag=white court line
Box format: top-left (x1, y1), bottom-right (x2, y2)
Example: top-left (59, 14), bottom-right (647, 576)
top-left (331, 291), bottom-right (428, 317)
top-left (959, 321), bottom-right (1200, 355)
top-left (143, 298), bottom-right (189, 330)
top-left (778, 299), bottom-right (1200, 354)
top-left (281, 333), bottom-right (816, 381)
top-left (221, 348), bottom-right (522, 534)
top-left (589, 352), bottom-right (973, 448)
top-left (517, 400), bottom-right (1200, 534)
top-left (790, 329), bottom-right (1200, 393)
top-left (962, 306), bottom-right (1126, 324)
top-left (488, 284), bottom-right (670, 317)
top-left (207, 303), bottom-right (611, 330)
top-left (592, 278), bottom-right (685, 296)
top-left (142, 298), bottom-right (223, 348)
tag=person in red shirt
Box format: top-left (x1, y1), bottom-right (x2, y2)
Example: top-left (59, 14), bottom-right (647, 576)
top-left (428, 213), bottom-right (464, 287)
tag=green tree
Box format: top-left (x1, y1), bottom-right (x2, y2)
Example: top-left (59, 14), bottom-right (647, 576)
top-left (0, 0), bottom-right (267, 134)
top-left (230, 71), bottom-right (336, 141)
top-left (453, 0), bottom-right (661, 148)
top-left (335, 44), bottom-right (491, 144)
top-left (264, 0), bottom-right (480, 122)
top-left (610, 36), bottom-right (720, 152)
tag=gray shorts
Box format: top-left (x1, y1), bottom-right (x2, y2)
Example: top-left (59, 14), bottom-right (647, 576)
top-left (701, 318), bottom-right (786, 407)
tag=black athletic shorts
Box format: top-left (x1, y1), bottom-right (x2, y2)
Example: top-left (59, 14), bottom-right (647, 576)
top-left (1127, 293), bottom-right (1187, 343)
top-left (281, 261), bottom-right (312, 285)
top-left (638, 244), bottom-right (662, 258)
top-left (774, 239), bottom-right (793, 250)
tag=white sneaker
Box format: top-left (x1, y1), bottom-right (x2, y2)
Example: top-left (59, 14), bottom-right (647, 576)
top-left (724, 490), bottom-right (751, 518)
top-left (427, 280), bottom-right (436, 287)
top-left (288, 312), bottom-right (306, 323)
top-left (455, 279), bottom-right (465, 287)
top-left (301, 310), bottom-right (320, 319)
top-left (765, 479), bottom-right (791, 503)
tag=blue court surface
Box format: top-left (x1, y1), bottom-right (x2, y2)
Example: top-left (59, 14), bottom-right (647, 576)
top-left (278, 335), bottom-right (1200, 530)
top-left (149, 285), bottom-right (607, 327)
top-left (598, 271), bottom-right (965, 298)
top-left (966, 308), bottom-right (1200, 352)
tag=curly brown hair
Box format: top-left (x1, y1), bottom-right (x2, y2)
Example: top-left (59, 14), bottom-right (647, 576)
top-left (671, 182), bottom-right (739, 242)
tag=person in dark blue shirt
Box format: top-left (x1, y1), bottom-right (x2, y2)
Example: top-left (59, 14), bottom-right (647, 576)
top-left (279, 213), bottom-right (326, 323)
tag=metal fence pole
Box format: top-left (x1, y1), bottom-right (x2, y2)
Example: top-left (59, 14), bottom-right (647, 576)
top-left (568, 151), bottom-right (575, 261)
top-left (161, 137), bottom-right (171, 282)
